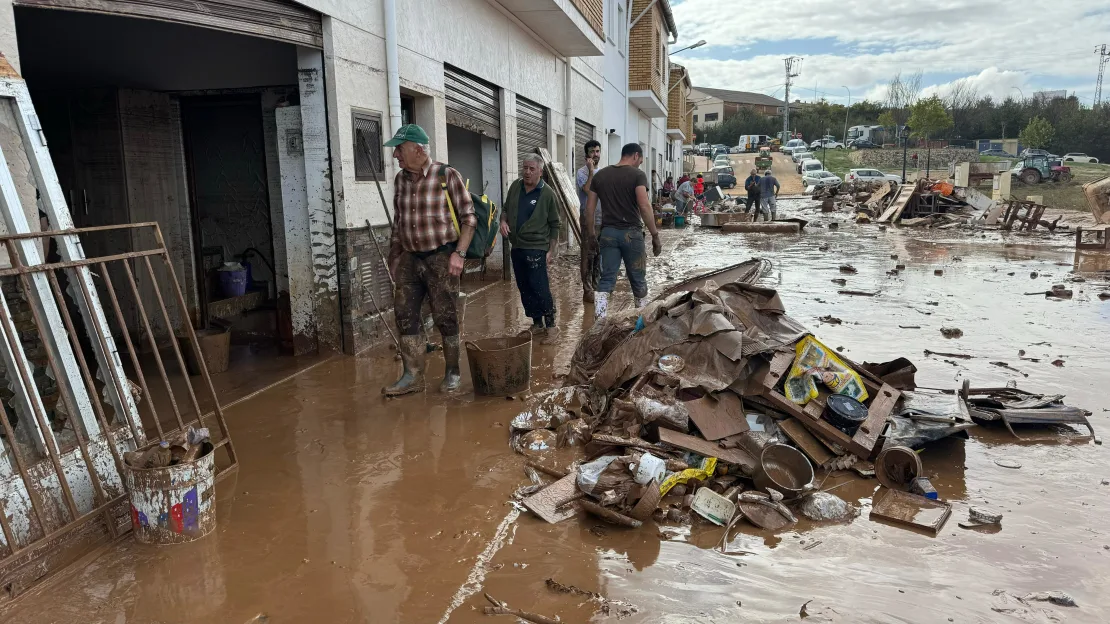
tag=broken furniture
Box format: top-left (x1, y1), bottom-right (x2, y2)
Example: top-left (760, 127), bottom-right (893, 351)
top-left (1000, 199), bottom-right (1047, 232)
top-left (1075, 225), bottom-right (1110, 251)
top-left (962, 384), bottom-right (1099, 444)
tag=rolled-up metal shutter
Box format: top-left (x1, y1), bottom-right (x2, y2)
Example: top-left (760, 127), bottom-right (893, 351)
top-left (516, 96), bottom-right (547, 168)
top-left (444, 65), bottom-right (500, 139)
top-left (574, 118), bottom-right (595, 173)
top-left (14, 0), bottom-right (323, 47)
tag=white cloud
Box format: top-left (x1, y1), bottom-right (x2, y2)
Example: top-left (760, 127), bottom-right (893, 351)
top-left (670, 0), bottom-right (1110, 103)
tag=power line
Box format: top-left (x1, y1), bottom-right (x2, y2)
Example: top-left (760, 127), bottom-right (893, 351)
top-left (1096, 44), bottom-right (1105, 104)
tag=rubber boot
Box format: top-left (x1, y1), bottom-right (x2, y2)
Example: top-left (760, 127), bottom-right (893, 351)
top-left (635, 296), bottom-right (648, 309)
top-left (383, 335), bottom-right (426, 397)
top-left (595, 292), bottom-right (610, 318)
top-left (440, 335), bottom-right (462, 393)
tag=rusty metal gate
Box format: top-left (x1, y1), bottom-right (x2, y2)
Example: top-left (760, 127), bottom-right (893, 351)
top-left (0, 61), bottom-right (236, 601)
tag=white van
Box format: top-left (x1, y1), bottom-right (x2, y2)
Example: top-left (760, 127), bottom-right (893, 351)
top-left (800, 159), bottom-right (824, 176)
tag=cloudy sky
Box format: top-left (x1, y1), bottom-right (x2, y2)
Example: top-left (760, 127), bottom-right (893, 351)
top-left (669, 1), bottom-right (1110, 106)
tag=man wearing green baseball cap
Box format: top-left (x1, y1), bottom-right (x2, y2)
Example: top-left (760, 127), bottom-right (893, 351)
top-left (382, 124), bottom-right (477, 396)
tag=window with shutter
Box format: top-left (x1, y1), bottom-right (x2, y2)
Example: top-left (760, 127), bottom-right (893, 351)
top-left (353, 109), bottom-right (385, 182)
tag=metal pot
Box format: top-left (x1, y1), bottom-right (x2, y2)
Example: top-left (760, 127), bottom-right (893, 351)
top-left (752, 444), bottom-right (814, 499)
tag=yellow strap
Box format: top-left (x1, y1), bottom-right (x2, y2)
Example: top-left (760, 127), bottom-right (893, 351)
top-left (441, 176), bottom-right (461, 236)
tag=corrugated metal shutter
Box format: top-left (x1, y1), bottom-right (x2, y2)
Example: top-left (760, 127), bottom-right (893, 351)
top-left (516, 96), bottom-right (547, 168)
top-left (14, 0), bottom-right (323, 48)
top-left (574, 118), bottom-right (595, 173)
top-left (445, 65), bottom-right (500, 139)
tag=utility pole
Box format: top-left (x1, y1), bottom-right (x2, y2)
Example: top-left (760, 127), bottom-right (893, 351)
top-left (782, 56), bottom-right (801, 142)
top-left (1096, 44), bottom-right (1110, 106)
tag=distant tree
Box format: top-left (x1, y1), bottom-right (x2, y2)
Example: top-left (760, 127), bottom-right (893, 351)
top-left (908, 96), bottom-right (953, 139)
top-left (1019, 116), bottom-right (1055, 149)
top-left (883, 71), bottom-right (922, 128)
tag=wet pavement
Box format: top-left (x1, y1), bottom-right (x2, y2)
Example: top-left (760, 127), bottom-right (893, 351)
top-left (6, 199), bottom-right (1110, 624)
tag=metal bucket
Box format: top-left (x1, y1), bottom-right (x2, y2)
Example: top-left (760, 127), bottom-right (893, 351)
top-left (465, 331), bottom-right (532, 396)
top-left (123, 443), bottom-right (217, 544)
top-left (753, 444), bottom-right (814, 499)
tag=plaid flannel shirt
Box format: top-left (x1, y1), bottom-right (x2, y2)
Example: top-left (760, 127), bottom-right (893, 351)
top-left (392, 161), bottom-right (476, 253)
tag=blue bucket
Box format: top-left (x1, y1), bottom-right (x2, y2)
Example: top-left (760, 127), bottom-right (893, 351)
top-left (219, 269), bottom-right (248, 298)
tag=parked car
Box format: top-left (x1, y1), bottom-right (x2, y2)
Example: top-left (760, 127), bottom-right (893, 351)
top-left (979, 149), bottom-right (1015, 158)
top-left (713, 166), bottom-right (736, 189)
top-left (782, 139), bottom-right (806, 154)
top-left (711, 144), bottom-right (730, 157)
top-left (803, 170), bottom-right (842, 190)
top-left (696, 143), bottom-right (711, 156)
top-left (848, 139), bottom-right (879, 149)
top-left (1019, 148), bottom-right (1059, 160)
top-left (791, 150), bottom-right (813, 164)
top-left (729, 146), bottom-right (743, 154)
top-left (1062, 152), bottom-right (1099, 163)
top-left (845, 168), bottom-right (902, 184)
top-left (714, 154), bottom-right (732, 168)
top-left (809, 138), bottom-right (845, 149)
top-left (799, 159), bottom-right (824, 176)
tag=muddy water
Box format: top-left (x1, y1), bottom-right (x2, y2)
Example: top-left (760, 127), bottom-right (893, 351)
top-left (6, 202), bottom-right (1110, 624)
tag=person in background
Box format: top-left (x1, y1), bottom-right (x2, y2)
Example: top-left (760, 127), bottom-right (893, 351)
top-left (576, 139), bottom-right (602, 303)
top-left (757, 169), bottom-right (780, 222)
top-left (743, 168), bottom-right (761, 213)
top-left (501, 155), bottom-right (561, 341)
top-left (651, 169), bottom-right (661, 203)
top-left (661, 175), bottom-right (675, 200)
top-left (673, 176), bottom-right (695, 214)
top-left (585, 143), bottom-right (662, 318)
top-left (693, 174), bottom-right (704, 199)
top-left (383, 124), bottom-right (475, 396)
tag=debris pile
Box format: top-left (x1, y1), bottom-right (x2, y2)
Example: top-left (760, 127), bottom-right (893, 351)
top-left (506, 259), bottom-right (1098, 543)
top-left (123, 427), bottom-right (211, 469)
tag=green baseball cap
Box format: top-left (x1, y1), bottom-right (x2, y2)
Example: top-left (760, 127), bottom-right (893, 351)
top-left (383, 123), bottom-right (429, 147)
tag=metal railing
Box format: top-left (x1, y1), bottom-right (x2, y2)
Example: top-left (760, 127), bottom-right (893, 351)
top-left (0, 222), bottom-right (236, 586)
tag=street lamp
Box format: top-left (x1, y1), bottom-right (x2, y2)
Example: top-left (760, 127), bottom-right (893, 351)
top-left (842, 86), bottom-right (851, 143)
top-left (670, 40), bottom-right (707, 55)
top-left (1012, 86), bottom-right (1025, 102)
top-left (901, 124), bottom-right (911, 183)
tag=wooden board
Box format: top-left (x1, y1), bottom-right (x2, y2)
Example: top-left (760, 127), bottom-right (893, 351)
top-left (852, 383), bottom-right (899, 456)
top-left (877, 184), bottom-right (916, 223)
top-left (778, 418), bottom-right (836, 466)
top-left (657, 428), bottom-right (756, 471)
top-left (537, 148), bottom-right (582, 245)
top-left (870, 487), bottom-right (951, 535)
top-left (685, 392), bottom-right (749, 441)
top-left (522, 473), bottom-right (580, 524)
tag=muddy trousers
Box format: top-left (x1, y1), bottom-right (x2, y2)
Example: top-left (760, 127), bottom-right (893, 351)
top-left (597, 226), bottom-right (648, 299)
top-left (580, 235), bottom-right (601, 296)
top-left (758, 195), bottom-right (777, 221)
top-left (511, 248), bottom-right (555, 326)
top-left (393, 249), bottom-right (460, 337)
top-left (745, 192), bottom-right (761, 212)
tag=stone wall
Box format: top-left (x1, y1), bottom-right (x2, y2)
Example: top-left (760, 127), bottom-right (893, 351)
top-left (850, 148), bottom-right (979, 171)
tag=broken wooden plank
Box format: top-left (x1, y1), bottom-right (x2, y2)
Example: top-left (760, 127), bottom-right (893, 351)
top-left (870, 487), bottom-right (951, 535)
top-left (778, 418), bottom-right (836, 466)
top-left (657, 428), bottom-right (756, 471)
top-left (685, 392), bottom-right (749, 441)
top-left (523, 472), bottom-right (580, 524)
top-left (877, 184), bottom-right (916, 223)
top-left (851, 383), bottom-right (899, 458)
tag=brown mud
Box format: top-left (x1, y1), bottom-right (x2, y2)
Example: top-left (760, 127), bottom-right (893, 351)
top-left (5, 199), bottom-right (1110, 623)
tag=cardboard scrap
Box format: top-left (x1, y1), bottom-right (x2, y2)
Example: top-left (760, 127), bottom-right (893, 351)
top-left (778, 417), bottom-right (835, 466)
top-left (658, 427), bottom-right (756, 471)
top-left (523, 472), bottom-right (580, 524)
top-left (685, 392), bottom-right (749, 441)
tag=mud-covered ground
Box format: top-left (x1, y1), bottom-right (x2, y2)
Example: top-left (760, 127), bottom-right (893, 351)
top-left (6, 198), bottom-right (1109, 624)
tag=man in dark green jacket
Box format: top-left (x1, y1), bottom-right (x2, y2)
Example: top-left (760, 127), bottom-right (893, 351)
top-left (500, 155), bottom-right (562, 340)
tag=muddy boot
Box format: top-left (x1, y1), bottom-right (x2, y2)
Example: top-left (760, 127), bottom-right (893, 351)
top-left (594, 292), bottom-right (610, 319)
top-left (440, 335), bottom-right (462, 393)
top-left (384, 335), bottom-right (426, 396)
top-left (583, 290), bottom-right (595, 303)
top-left (542, 316), bottom-right (560, 344)
top-left (635, 297), bottom-right (648, 309)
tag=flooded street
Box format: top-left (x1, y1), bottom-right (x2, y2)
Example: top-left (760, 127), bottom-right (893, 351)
top-left (6, 199), bottom-right (1109, 624)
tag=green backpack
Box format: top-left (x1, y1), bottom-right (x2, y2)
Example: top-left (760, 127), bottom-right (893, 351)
top-left (438, 165), bottom-right (500, 259)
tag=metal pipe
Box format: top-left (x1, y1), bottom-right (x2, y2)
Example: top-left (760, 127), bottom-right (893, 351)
top-left (384, 0), bottom-right (402, 135)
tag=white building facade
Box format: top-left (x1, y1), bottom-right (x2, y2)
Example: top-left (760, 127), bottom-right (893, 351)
top-left (0, 0), bottom-right (608, 355)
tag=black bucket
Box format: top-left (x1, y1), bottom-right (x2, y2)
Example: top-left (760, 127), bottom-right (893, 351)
top-left (824, 394), bottom-right (868, 435)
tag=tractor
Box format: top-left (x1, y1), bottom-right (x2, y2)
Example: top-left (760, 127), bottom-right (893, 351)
top-left (1012, 154), bottom-right (1072, 185)
top-left (755, 147), bottom-right (773, 170)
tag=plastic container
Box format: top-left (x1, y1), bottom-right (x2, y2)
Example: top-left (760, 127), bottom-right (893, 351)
top-left (824, 394), bottom-right (869, 435)
top-left (465, 331), bottom-right (532, 396)
top-left (674, 215), bottom-right (686, 227)
top-left (632, 453), bottom-right (666, 485)
top-left (218, 266), bottom-right (248, 298)
top-left (179, 328), bottom-right (231, 375)
top-left (123, 443), bottom-right (216, 544)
